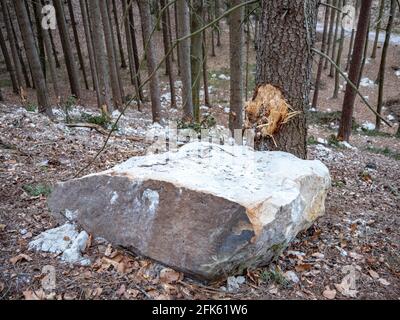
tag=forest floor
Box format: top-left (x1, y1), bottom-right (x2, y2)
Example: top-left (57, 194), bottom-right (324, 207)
top-left (1, 18), bottom-right (400, 300)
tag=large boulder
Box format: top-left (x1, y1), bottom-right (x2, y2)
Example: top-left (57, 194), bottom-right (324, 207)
top-left (48, 142), bottom-right (330, 281)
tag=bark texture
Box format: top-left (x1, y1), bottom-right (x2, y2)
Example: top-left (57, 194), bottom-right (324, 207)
top-left (255, 0), bottom-right (318, 159)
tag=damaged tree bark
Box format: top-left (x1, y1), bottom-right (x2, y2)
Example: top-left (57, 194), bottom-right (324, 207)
top-left (254, 0), bottom-right (318, 159)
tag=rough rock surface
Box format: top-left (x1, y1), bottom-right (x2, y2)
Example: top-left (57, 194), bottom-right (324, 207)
top-left (29, 223), bottom-right (91, 266)
top-left (48, 142), bottom-right (330, 280)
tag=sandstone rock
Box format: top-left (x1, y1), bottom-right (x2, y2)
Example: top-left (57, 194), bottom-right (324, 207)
top-left (48, 142), bottom-right (330, 281)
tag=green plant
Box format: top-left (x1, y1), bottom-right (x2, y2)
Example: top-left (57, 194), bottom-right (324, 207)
top-left (366, 146), bottom-right (400, 160)
top-left (23, 184), bottom-right (51, 197)
top-left (327, 134), bottom-right (343, 148)
top-left (25, 102), bottom-right (37, 112)
top-left (260, 267), bottom-right (290, 287)
top-left (307, 135), bottom-right (318, 145)
top-left (177, 115), bottom-right (217, 134)
top-left (64, 95), bottom-right (77, 123)
top-left (80, 112), bottom-right (112, 129)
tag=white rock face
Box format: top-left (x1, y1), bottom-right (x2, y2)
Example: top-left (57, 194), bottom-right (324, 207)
top-left (29, 223), bottom-right (90, 266)
top-left (48, 142), bottom-right (330, 280)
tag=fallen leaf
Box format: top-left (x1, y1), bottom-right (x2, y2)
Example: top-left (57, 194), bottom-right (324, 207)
top-left (0, 224), bottom-right (6, 231)
top-left (23, 290), bottom-right (46, 300)
top-left (323, 287), bottom-right (337, 300)
top-left (116, 284), bottom-right (126, 297)
top-left (92, 287), bottom-right (103, 297)
top-left (378, 278), bottom-right (390, 286)
top-left (295, 263), bottom-right (312, 273)
top-left (10, 254), bottom-right (32, 265)
top-left (159, 268), bottom-right (182, 284)
top-left (0, 282), bottom-right (4, 292)
top-left (124, 288), bottom-right (139, 299)
top-left (368, 269), bottom-right (379, 279)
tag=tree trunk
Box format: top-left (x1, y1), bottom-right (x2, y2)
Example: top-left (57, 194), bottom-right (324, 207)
top-left (371, 0), bottom-right (385, 59)
top-left (333, 0), bottom-right (346, 99)
top-left (177, 0), bottom-right (193, 121)
top-left (48, 28), bottom-right (61, 68)
top-left (53, 0), bottom-right (81, 98)
top-left (202, 24), bottom-right (210, 107)
top-left (357, 18), bottom-right (370, 88)
top-left (311, 0), bottom-right (331, 109)
top-left (215, 0), bottom-right (221, 46)
top-left (376, 0), bottom-right (396, 131)
top-left (66, 0), bottom-right (89, 90)
top-left (88, 0), bottom-right (112, 112)
top-left (174, 1), bottom-right (181, 74)
top-left (80, 0), bottom-right (98, 92)
top-left (345, 0), bottom-right (360, 71)
top-left (137, 0), bottom-right (161, 123)
top-left (33, 1), bottom-right (60, 100)
top-left (127, 1), bottom-right (144, 101)
top-left (0, 25), bottom-right (19, 94)
top-left (1, 0), bottom-right (25, 92)
top-left (112, 0), bottom-right (127, 69)
top-left (14, 0), bottom-right (52, 117)
top-left (31, 1), bottom-right (46, 79)
top-left (229, 0), bottom-right (244, 135)
top-left (160, 0), bottom-right (177, 108)
top-left (338, 0), bottom-right (372, 142)
top-left (255, 0), bottom-right (318, 159)
top-left (324, 0), bottom-right (337, 69)
top-left (191, 0), bottom-right (204, 123)
top-left (99, 0), bottom-right (123, 108)
top-left (329, 0), bottom-right (342, 77)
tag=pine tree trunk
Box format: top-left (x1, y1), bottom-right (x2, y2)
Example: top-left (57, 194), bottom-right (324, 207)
top-left (215, 0), bottom-right (221, 47)
top-left (371, 0), bottom-right (385, 59)
top-left (358, 18), bottom-right (370, 88)
top-left (80, 0), bottom-right (98, 93)
top-left (99, 0), bottom-right (123, 108)
top-left (31, 1), bottom-right (46, 79)
top-left (66, 0), bottom-right (89, 90)
top-left (329, 0), bottom-right (342, 77)
top-left (174, 2), bottom-right (181, 75)
top-left (376, 0), bottom-right (396, 131)
top-left (346, 0), bottom-right (360, 71)
top-left (311, 0), bottom-right (330, 109)
top-left (333, 0), bottom-right (346, 99)
top-left (127, 1), bottom-right (144, 101)
top-left (191, 0), bottom-right (204, 123)
top-left (338, 0), bottom-right (372, 142)
top-left (14, 0), bottom-right (52, 117)
top-left (48, 28), bottom-right (61, 68)
top-left (112, 0), bottom-right (127, 69)
top-left (324, 0), bottom-right (337, 69)
top-left (138, 0), bottom-right (161, 123)
top-left (229, 0), bottom-right (244, 134)
top-left (88, 0), bottom-right (112, 113)
top-left (33, 2), bottom-right (60, 100)
top-left (121, 0), bottom-right (142, 109)
top-left (160, 0), bottom-right (177, 108)
top-left (176, 0), bottom-right (193, 121)
top-left (53, 0), bottom-right (81, 98)
top-left (0, 25), bottom-right (19, 94)
top-left (202, 25), bottom-right (210, 107)
top-left (1, 0), bottom-right (25, 92)
top-left (255, 0), bottom-right (318, 159)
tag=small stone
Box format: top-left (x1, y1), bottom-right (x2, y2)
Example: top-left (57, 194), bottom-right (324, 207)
top-left (284, 271), bottom-right (300, 284)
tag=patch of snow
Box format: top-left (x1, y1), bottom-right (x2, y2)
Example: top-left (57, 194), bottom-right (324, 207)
top-left (395, 70), bottom-right (400, 77)
top-left (218, 74), bottom-right (230, 81)
top-left (339, 141), bottom-right (357, 150)
top-left (227, 276), bottom-right (246, 292)
top-left (224, 107), bottom-right (230, 114)
top-left (317, 137), bottom-right (328, 145)
top-left (387, 114), bottom-right (395, 121)
top-left (65, 209), bottom-right (78, 221)
top-left (362, 122), bottom-right (375, 131)
top-left (284, 271), bottom-right (300, 284)
top-left (359, 78), bottom-right (375, 87)
top-left (29, 223), bottom-right (90, 266)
